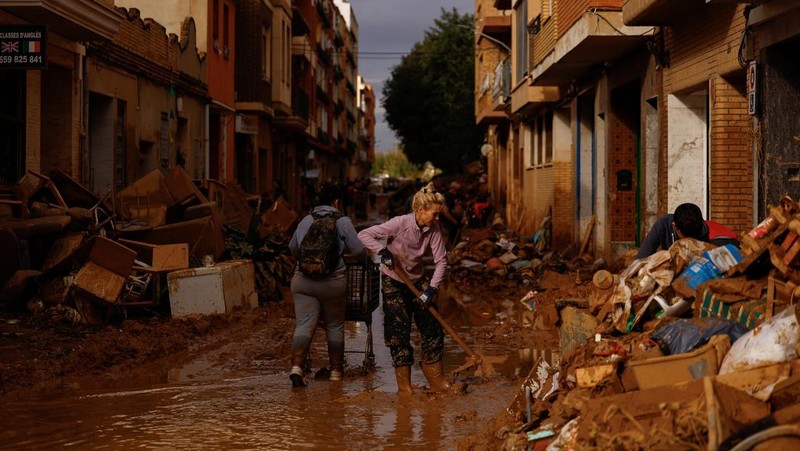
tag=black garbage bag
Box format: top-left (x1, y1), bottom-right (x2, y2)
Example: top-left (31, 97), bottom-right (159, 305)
top-left (651, 317), bottom-right (748, 356)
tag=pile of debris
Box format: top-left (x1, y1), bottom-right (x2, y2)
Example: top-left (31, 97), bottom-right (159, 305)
top-left (495, 197), bottom-right (800, 449)
top-left (0, 168), bottom-right (298, 326)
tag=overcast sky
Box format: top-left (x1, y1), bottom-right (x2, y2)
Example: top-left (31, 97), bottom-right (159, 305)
top-left (348, 0), bottom-right (474, 153)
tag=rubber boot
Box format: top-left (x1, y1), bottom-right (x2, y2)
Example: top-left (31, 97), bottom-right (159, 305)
top-left (394, 365), bottom-right (413, 397)
top-left (421, 361), bottom-right (449, 393)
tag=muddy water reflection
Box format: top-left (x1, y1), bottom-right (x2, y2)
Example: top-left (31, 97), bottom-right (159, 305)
top-left (1, 308), bottom-right (521, 450)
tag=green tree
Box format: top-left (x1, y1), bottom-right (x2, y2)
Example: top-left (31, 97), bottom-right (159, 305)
top-left (373, 150), bottom-right (422, 179)
top-left (382, 8), bottom-right (484, 174)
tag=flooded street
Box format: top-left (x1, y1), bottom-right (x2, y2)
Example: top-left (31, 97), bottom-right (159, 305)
top-left (1, 305), bottom-right (524, 450)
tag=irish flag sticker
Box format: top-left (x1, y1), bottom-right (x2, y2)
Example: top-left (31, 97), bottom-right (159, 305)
top-left (27, 41), bottom-right (40, 53)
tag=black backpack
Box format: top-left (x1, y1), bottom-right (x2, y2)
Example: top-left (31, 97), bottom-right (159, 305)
top-left (299, 211), bottom-right (342, 278)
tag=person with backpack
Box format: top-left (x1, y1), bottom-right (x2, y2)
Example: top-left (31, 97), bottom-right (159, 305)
top-left (357, 182), bottom-right (449, 396)
top-left (287, 183), bottom-right (365, 387)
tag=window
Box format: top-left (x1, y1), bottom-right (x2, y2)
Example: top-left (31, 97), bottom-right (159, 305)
top-left (532, 110), bottom-right (554, 167)
top-left (262, 26), bottom-right (271, 81)
top-left (286, 22), bottom-right (291, 86)
top-left (282, 21), bottom-right (289, 85)
top-left (514, 0), bottom-right (528, 83)
top-left (115, 100), bottom-right (127, 191)
top-left (544, 111), bottom-right (553, 164)
top-left (212, 0), bottom-right (219, 47)
top-left (223, 3), bottom-right (229, 54)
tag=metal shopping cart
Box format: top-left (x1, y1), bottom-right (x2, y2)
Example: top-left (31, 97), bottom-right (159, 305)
top-left (344, 255), bottom-right (381, 374)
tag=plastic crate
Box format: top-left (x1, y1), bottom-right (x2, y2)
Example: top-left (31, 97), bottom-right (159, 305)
top-left (345, 258), bottom-right (380, 322)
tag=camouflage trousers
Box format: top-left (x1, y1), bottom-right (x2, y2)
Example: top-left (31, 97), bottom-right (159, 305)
top-left (382, 276), bottom-right (444, 367)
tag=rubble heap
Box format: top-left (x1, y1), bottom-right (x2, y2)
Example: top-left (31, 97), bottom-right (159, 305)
top-left (0, 168), bottom-right (297, 326)
top-left (489, 197), bottom-right (800, 449)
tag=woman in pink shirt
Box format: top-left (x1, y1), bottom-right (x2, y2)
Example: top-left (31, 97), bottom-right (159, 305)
top-left (358, 182), bottom-right (449, 396)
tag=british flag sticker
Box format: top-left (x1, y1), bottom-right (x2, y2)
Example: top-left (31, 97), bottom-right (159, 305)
top-left (1, 41), bottom-right (19, 53)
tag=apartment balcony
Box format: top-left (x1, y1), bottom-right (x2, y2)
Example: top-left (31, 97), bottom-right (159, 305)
top-left (478, 15), bottom-right (511, 41)
top-left (509, 83), bottom-right (562, 115)
top-left (316, 43), bottom-right (333, 67)
top-left (493, 0), bottom-right (511, 10)
top-left (1, 0), bottom-right (123, 41)
top-left (292, 6), bottom-right (310, 36)
top-left (476, 58), bottom-right (511, 124)
top-left (273, 88), bottom-right (309, 133)
top-left (622, 0), bottom-right (697, 26)
top-left (530, 10), bottom-right (653, 86)
top-left (317, 0), bottom-right (331, 29)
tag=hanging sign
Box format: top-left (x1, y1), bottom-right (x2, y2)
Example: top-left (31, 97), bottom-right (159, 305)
top-left (0, 25), bottom-right (47, 70)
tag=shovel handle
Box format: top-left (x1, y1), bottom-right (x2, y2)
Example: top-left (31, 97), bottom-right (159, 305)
top-left (391, 264), bottom-right (481, 362)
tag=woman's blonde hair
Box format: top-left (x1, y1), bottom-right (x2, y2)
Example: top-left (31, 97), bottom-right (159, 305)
top-left (411, 182), bottom-right (445, 211)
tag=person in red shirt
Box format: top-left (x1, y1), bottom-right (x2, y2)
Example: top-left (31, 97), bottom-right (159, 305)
top-left (636, 203), bottom-right (738, 259)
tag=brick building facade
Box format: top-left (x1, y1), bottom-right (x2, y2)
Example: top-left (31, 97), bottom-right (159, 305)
top-left (0, 1), bottom-right (123, 188)
top-left (476, 0), bottom-right (795, 260)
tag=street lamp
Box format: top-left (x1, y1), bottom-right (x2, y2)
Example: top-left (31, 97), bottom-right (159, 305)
top-left (457, 23), bottom-right (511, 53)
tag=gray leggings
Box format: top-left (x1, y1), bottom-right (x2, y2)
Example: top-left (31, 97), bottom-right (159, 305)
top-left (290, 270), bottom-right (347, 371)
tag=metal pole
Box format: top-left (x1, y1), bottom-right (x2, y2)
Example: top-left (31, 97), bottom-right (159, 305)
top-left (456, 24), bottom-right (511, 53)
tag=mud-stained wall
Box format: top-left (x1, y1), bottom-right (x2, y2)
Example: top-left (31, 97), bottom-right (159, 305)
top-left (761, 36), bottom-right (800, 216)
top-left (522, 166), bottom-right (554, 238)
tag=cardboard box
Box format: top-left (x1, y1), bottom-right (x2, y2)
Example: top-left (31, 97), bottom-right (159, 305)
top-left (119, 239), bottom-right (189, 271)
top-left (72, 236), bottom-right (136, 303)
top-left (74, 261), bottom-right (128, 304)
top-left (626, 335), bottom-right (730, 390)
top-left (167, 259), bottom-right (257, 317)
top-left (576, 377), bottom-right (769, 448)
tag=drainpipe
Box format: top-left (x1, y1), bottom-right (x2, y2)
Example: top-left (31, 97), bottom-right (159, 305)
top-left (576, 99), bottom-right (582, 231)
top-left (635, 132), bottom-right (641, 245)
top-left (204, 104), bottom-right (210, 179)
top-left (81, 46), bottom-right (89, 185)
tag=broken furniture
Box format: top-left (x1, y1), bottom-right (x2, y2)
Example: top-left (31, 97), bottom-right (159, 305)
top-left (72, 236), bottom-right (136, 304)
top-left (118, 239), bottom-right (190, 309)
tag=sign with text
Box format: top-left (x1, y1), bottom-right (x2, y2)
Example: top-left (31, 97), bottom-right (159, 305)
top-left (0, 25), bottom-right (46, 70)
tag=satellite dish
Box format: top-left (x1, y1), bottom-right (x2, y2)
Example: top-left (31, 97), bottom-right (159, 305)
top-left (480, 143), bottom-right (493, 157)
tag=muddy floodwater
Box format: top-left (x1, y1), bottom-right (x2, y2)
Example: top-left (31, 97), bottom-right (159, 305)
top-left (1, 306), bottom-right (527, 450)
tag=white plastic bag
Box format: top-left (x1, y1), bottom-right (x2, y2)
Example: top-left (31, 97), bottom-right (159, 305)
top-left (719, 306), bottom-right (799, 374)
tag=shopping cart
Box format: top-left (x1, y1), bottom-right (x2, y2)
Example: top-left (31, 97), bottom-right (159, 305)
top-left (344, 255), bottom-right (381, 374)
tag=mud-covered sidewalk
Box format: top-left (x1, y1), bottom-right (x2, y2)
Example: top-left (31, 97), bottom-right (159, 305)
top-left (0, 297), bottom-right (295, 396)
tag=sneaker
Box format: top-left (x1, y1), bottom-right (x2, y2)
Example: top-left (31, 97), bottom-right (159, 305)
top-left (290, 366), bottom-right (307, 387)
top-left (329, 369), bottom-right (343, 381)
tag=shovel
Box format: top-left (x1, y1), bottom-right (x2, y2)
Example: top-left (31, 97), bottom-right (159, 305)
top-left (391, 264), bottom-right (493, 377)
